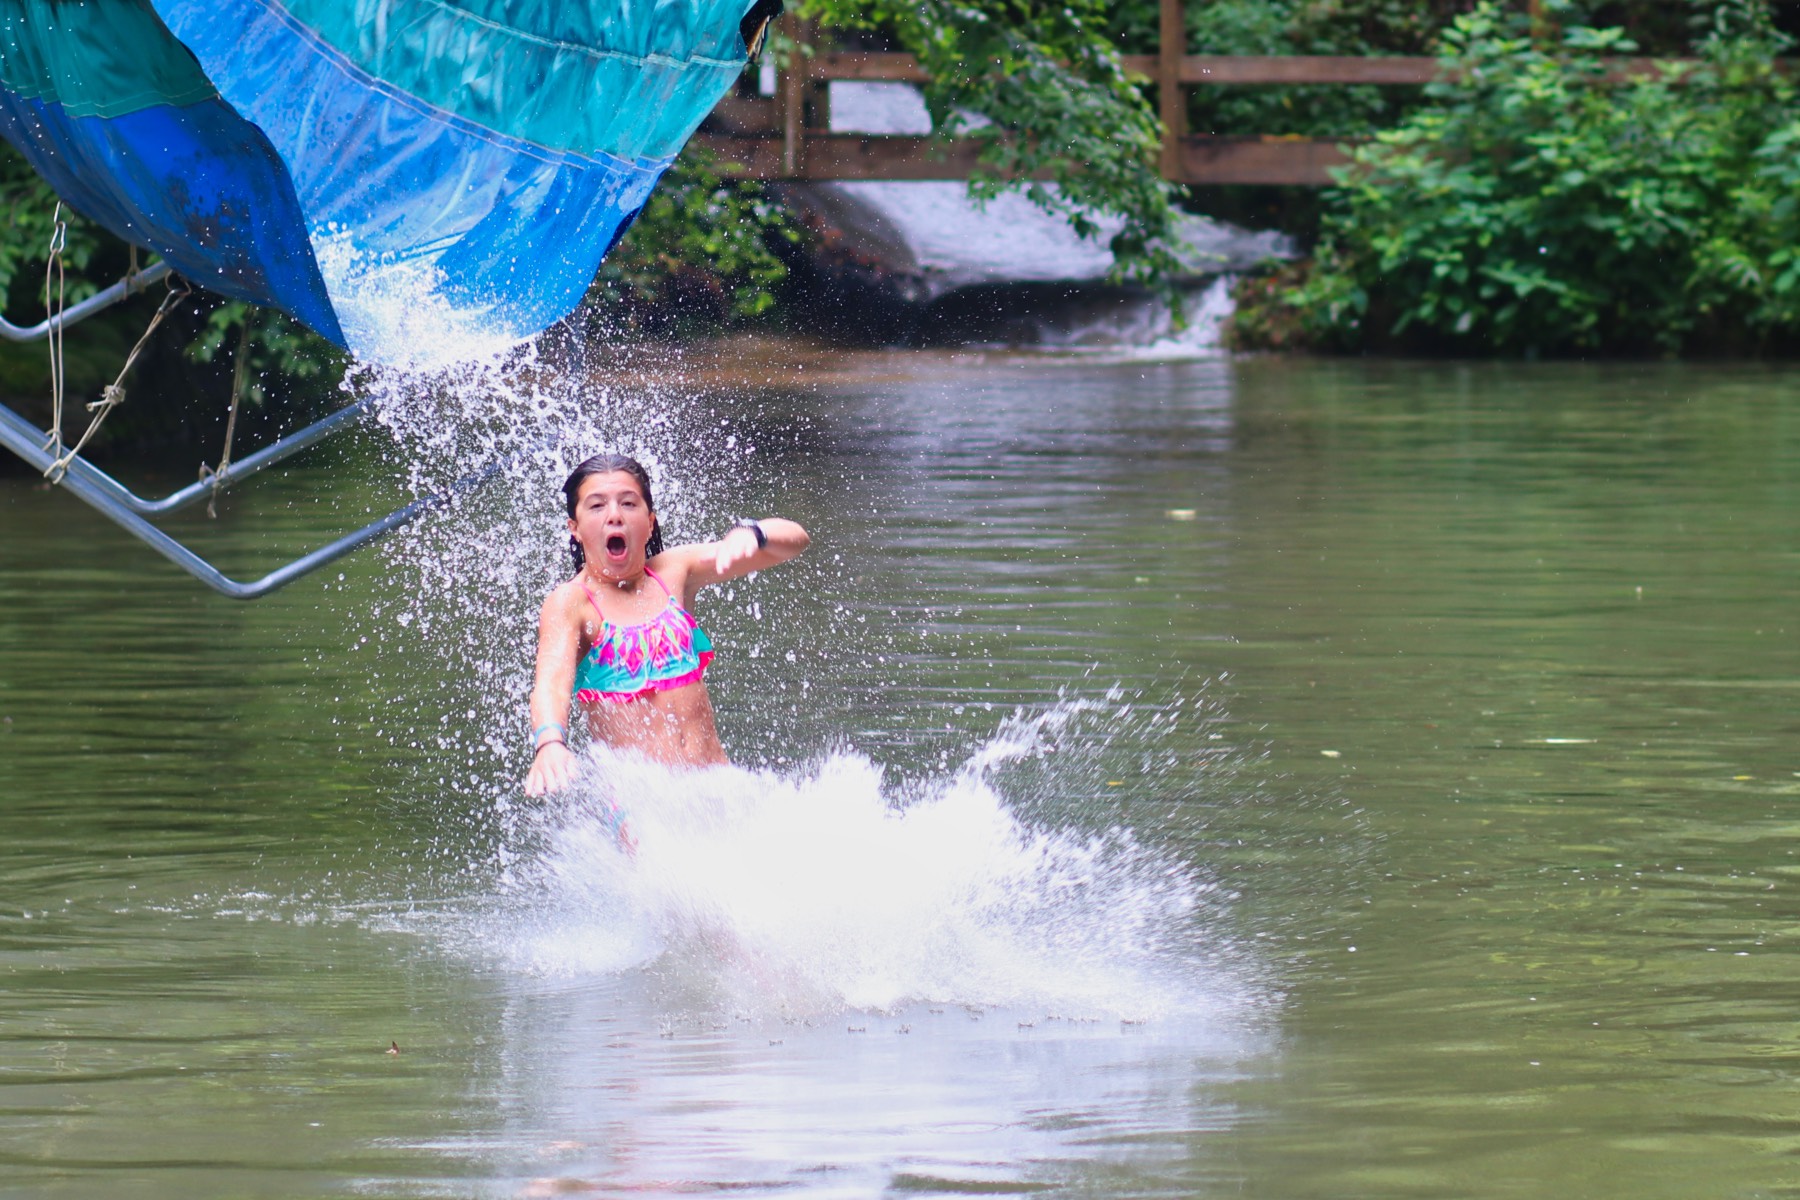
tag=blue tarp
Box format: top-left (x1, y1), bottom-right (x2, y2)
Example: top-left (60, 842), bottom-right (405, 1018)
top-left (0, 0), bottom-right (771, 357)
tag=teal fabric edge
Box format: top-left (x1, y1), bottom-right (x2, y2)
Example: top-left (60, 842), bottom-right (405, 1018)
top-left (0, 0), bottom-right (218, 120)
top-left (230, 2), bottom-right (682, 173)
top-left (272, 0), bottom-right (753, 161)
top-left (0, 78), bottom-right (218, 121)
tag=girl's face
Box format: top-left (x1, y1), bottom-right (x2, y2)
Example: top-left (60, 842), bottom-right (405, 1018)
top-left (568, 471), bottom-right (655, 577)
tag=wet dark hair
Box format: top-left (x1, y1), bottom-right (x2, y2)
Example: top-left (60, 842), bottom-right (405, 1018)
top-left (561, 453), bottom-right (663, 572)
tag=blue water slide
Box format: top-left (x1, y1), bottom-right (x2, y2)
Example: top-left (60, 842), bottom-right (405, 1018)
top-left (150, 0), bottom-right (770, 349)
top-left (1, 0), bottom-right (773, 354)
top-left (0, 0), bottom-right (345, 342)
top-left (0, 0), bottom-right (779, 598)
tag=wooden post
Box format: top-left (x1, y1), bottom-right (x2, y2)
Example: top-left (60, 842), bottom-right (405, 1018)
top-left (779, 19), bottom-right (810, 178)
top-left (1158, 0), bottom-right (1185, 180)
top-left (810, 73), bottom-right (831, 134)
top-left (1527, 0), bottom-right (1548, 46)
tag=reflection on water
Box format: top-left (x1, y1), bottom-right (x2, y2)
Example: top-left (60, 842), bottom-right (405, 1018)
top-left (465, 982), bottom-right (1255, 1198)
top-left (1, 353), bottom-right (1798, 1197)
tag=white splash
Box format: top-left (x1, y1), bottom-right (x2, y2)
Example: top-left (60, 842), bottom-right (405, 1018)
top-left (1121, 276), bottom-right (1238, 360)
top-left (464, 699), bottom-right (1234, 1022)
top-left (311, 229), bottom-right (529, 370)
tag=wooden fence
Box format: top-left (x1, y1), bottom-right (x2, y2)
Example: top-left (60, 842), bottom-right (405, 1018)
top-left (694, 0), bottom-right (1724, 185)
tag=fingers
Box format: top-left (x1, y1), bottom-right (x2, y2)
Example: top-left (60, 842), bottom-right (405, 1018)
top-left (714, 527), bottom-right (758, 574)
top-left (524, 745), bottom-right (576, 796)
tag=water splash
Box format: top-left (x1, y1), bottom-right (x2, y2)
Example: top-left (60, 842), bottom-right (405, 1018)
top-left (1007, 276), bottom-right (1236, 358)
top-left (311, 229), bottom-right (525, 368)
top-left (1122, 276), bottom-right (1238, 360)
top-left (440, 696), bottom-right (1244, 1023)
top-left (303, 249), bottom-right (1254, 1027)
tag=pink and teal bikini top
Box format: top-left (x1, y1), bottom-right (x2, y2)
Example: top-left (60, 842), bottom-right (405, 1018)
top-left (573, 567), bottom-right (714, 705)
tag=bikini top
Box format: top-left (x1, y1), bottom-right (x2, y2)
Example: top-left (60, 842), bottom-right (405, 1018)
top-left (572, 567), bottom-right (714, 704)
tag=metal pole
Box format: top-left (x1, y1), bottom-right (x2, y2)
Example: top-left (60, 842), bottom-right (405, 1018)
top-left (0, 261), bottom-right (174, 342)
top-left (0, 396), bottom-right (499, 600)
top-left (2, 397), bottom-right (375, 517)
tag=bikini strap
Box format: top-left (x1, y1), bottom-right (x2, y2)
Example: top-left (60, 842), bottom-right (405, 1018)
top-left (578, 579), bottom-right (609, 628)
top-left (642, 565), bottom-right (676, 605)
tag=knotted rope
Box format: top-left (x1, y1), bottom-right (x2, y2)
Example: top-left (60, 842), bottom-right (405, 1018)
top-left (41, 204), bottom-right (66, 460)
top-left (199, 318), bottom-right (254, 518)
top-left (42, 268), bottom-right (190, 484)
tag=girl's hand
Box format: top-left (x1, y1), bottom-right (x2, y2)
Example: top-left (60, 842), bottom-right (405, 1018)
top-left (712, 523), bottom-right (764, 575)
top-left (525, 741), bottom-right (576, 796)
top-left (679, 516), bottom-right (808, 589)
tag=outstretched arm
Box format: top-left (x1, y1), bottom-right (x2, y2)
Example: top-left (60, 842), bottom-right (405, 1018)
top-left (525, 587), bottom-right (581, 796)
top-left (679, 517), bottom-right (810, 591)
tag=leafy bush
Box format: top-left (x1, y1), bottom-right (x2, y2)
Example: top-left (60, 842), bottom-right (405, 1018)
top-left (1239, 0), bottom-right (1800, 355)
top-left (1179, 0), bottom-right (1453, 139)
top-left (589, 148), bottom-right (799, 327)
top-left (0, 146), bottom-right (111, 318)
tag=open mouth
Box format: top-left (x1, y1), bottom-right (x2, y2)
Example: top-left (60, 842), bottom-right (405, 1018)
top-left (604, 534), bottom-right (628, 558)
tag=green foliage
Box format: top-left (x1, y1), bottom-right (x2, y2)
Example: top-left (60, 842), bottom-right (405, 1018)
top-left (594, 148), bottom-right (798, 321)
top-left (1182, 0), bottom-right (1452, 138)
top-left (1247, 0), bottom-right (1800, 356)
top-left (1127, 1), bottom-right (1732, 140)
top-left (0, 147), bottom-right (104, 313)
top-left (1221, 260), bottom-right (1317, 351)
top-left (797, 0), bottom-right (1178, 281)
top-left (186, 300), bottom-right (347, 406)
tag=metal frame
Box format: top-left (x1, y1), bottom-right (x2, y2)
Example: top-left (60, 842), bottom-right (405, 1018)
top-left (53, 396), bottom-right (372, 518)
top-left (1, 261), bottom-right (173, 342)
top-left (0, 260), bottom-right (492, 599)
top-left (1, 399), bottom-right (495, 600)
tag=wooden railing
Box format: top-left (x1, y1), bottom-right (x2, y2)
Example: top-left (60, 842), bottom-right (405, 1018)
top-left (695, 1), bottom-right (1730, 186)
top-left (692, 1), bottom-right (1379, 185)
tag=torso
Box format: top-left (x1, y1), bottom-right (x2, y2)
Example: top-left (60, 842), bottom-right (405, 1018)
top-left (565, 558), bottom-right (727, 768)
top-left (583, 683), bottom-right (727, 767)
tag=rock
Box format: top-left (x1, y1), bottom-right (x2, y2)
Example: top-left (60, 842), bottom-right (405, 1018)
top-left (786, 178), bottom-right (1296, 301)
top-left (776, 82), bottom-right (1296, 347)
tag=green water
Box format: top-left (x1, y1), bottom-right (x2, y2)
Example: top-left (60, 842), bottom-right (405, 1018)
top-left (1, 354), bottom-right (1797, 1198)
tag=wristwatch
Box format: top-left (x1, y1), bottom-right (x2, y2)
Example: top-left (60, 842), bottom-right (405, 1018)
top-left (733, 518), bottom-right (767, 549)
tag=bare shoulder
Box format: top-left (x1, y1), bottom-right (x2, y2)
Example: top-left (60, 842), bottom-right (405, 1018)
top-left (540, 577), bottom-right (586, 625)
top-left (647, 546), bottom-right (703, 606)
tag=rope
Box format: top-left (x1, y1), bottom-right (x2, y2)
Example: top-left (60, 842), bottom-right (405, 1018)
top-left (201, 318), bottom-right (253, 518)
top-left (41, 204), bottom-right (66, 457)
top-left (42, 271), bottom-right (190, 484)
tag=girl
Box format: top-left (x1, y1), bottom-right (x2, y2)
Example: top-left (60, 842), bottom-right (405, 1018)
top-left (525, 453), bottom-right (808, 794)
